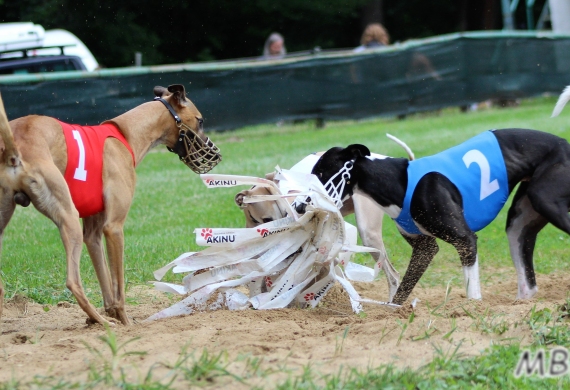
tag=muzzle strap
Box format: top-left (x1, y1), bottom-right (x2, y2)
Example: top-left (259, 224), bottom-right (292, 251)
top-left (323, 160), bottom-right (354, 208)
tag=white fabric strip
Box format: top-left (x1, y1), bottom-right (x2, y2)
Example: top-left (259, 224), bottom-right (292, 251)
top-left (146, 170), bottom-right (401, 322)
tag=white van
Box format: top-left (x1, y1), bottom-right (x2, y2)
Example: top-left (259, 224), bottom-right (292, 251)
top-left (0, 22), bottom-right (44, 52)
top-left (0, 22), bottom-right (99, 74)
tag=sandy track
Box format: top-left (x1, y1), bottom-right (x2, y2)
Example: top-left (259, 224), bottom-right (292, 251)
top-left (1, 271), bottom-right (568, 386)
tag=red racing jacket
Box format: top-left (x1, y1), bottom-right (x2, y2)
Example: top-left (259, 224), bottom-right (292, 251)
top-left (58, 120), bottom-right (136, 218)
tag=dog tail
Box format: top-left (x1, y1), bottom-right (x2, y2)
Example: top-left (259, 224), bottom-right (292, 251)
top-left (386, 133), bottom-right (415, 160)
top-left (0, 93), bottom-right (21, 167)
top-left (552, 85), bottom-right (570, 118)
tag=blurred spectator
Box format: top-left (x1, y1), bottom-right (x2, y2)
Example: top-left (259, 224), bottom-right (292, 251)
top-left (261, 32), bottom-right (286, 59)
top-left (354, 23), bottom-right (389, 53)
top-left (407, 51), bottom-right (442, 81)
top-left (353, 23), bottom-right (440, 81)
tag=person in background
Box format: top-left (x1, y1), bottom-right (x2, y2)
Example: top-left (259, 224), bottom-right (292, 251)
top-left (354, 23), bottom-right (389, 53)
top-left (261, 32), bottom-right (286, 59)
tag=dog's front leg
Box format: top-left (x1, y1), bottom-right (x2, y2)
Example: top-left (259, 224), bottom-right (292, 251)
top-left (100, 141), bottom-right (135, 325)
top-left (462, 256), bottom-right (482, 300)
top-left (391, 235), bottom-right (438, 305)
top-left (412, 174), bottom-right (482, 300)
top-left (446, 234), bottom-right (482, 300)
top-left (103, 220), bottom-right (130, 325)
top-left (83, 214), bottom-right (115, 312)
top-left (431, 231), bottom-right (481, 300)
top-left (352, 192), bottom-right (400, 300)
top-left (101, 184), bottom-right (133, 325)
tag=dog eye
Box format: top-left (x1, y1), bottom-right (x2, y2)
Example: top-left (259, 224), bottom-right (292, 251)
top-left (197, 117), bottom-right (204, 129)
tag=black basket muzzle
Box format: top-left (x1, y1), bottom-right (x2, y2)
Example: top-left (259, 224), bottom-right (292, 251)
top-left (155, 96), bottom-right (222, 174)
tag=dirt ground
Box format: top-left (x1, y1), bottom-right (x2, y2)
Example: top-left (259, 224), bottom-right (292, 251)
top-left (1, 270), bottom-right (569, 387)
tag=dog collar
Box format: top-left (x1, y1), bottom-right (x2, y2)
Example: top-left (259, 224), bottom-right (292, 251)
top-left (323, 160), bottom-right (354, 208)
top-left (154, 97), bottom-right (181, 124)
top-left (154, 96), bottom-right (222, 174)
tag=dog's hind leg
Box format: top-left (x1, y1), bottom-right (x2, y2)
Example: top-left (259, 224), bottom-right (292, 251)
top-left (0, 269), bottom-right (3, 323)
top-left (526, 164), bottom-right (570, 235)
top-left (24, 165), bottom-right (111, 325)
top-left (506, 183), bottom-right (547, 299)
top-left (391, 235), bottom-right (438, 305)
top-left (517, 165), bottom-right (570, 299)
top-left (83, 213), bottom-right (115, 313)
top-left (0, 187), bottom-right (16, 322)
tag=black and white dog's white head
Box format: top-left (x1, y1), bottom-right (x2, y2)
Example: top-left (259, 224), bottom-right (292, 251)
top-left (311, 144), bottom-right (371, 206)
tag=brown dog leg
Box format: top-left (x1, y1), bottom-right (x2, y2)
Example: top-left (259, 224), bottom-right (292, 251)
top-left (0, 277), bottom-right (3, 322)
top-left (0, 191), bottom-right (16, 323)
top-left (26, 165), bottom-right (112, 326)
top-left (60, 214), bottom-right (112, 325)
top-left (98, 141), bottom-right (135, 325)
top-left (102, 220), bottom-right (131, 325)
top-left (83, 214), bottom-right (115, 314)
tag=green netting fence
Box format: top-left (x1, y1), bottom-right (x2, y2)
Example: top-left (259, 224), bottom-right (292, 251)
top-left (1, 31), bottom-right (570, 131)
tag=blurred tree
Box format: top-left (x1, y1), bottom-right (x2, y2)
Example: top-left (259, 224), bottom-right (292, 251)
top-left (0, 1), bottom-right (163, 67)
top-left (361, 0), bottom-right (385, 28)
top-left (457, 0), bottom-right (501, 31)
top-left (382, 0), bottom-right (463, 42)
top-left (0, 0), bottom-right (511, 68)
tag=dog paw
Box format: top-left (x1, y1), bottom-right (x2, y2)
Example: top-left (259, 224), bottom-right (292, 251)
top-left (516, 287), bottom-right (538, 300)
top-left (85, 316), bottom-right (116, 327)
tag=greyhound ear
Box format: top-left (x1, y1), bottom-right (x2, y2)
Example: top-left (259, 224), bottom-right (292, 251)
top-left (265, 171), bottom-right (276, 181)
top-left (345, 144), bottom-right (370, 159)
top-left (167, 84), bottom-right (187, 107)
top-left (235, 191), bottom-right (249, 209)
top-left (153, 86), bottom-right (168, 97)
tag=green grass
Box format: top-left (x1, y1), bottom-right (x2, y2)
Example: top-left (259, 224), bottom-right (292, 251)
top-left (5, 96), bottom-right (568, 304)
top-left (2, 96), bottom-right (570, 388)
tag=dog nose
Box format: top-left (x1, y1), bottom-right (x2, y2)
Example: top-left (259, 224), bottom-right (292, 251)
top-left (262, 218), bottom-right (274, 223)
top-left (295, 202), bottom-right (307, 214)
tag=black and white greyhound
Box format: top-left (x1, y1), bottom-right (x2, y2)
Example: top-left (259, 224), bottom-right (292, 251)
top-left (311, 87), bottom-right (570, 305)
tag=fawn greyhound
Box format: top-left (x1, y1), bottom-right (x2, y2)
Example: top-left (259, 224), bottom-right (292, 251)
top-left (0, 84), bottom-right (221, 325)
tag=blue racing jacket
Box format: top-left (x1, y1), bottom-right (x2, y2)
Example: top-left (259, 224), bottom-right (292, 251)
top-left (394, 130), bottom-right (509, 234)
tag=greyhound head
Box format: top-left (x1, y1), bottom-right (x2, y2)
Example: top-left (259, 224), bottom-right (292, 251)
top-left (311, 144), bottom-right (370, 206)
top-left (235, 186), bottom-right (287, 228)
top-left (153, 84), bottom-right (221, 174)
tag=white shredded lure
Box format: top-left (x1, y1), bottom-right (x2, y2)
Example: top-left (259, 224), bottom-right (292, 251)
top-left (145, 170), bottom-right (400, 322)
